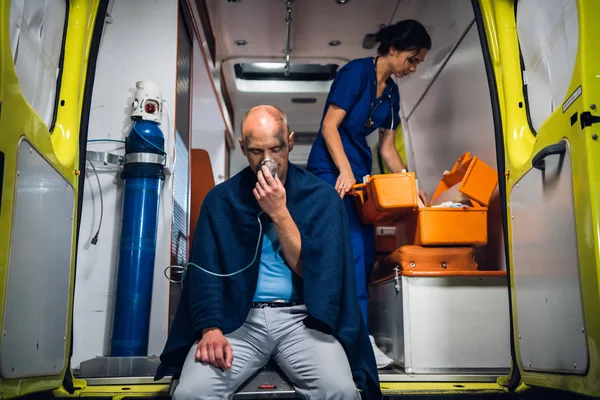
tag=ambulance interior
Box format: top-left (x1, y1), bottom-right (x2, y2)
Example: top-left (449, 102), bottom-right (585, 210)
top-left (79, 0), bottom-right (512, 388)
top-left (194, 0), bottom-right (513, 384)
top-left (6, 0), bottom-right (586, 397)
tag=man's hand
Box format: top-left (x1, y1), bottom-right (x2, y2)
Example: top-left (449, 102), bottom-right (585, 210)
top-left (254, 165), bottom-right (303, 276)
top-left (195, 327), bottom-right (233, 371)
top-left (254, 165), bottom-right (287, 219)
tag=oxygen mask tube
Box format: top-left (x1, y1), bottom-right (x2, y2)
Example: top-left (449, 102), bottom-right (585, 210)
top-left (164, 211), bottom-right (264, 284)
top-left (164, 160), bottom-right (280, 283)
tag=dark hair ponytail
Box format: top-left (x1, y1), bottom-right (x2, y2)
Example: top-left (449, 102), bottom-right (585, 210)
top-left (375, 19), bottom-right (432, 56)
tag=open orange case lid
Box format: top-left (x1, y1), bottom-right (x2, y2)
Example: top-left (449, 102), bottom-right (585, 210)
top-left (431, 152), bottom-right (499, 208)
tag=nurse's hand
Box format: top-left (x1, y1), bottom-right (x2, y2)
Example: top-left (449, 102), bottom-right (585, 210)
top-left (336, 170), bottom-right (356, 199)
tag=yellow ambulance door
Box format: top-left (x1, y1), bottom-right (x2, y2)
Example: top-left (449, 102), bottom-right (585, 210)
top-left (478, 0), bottom-right (600, 397)
top-left (0, 1), bottom-right (106, 397)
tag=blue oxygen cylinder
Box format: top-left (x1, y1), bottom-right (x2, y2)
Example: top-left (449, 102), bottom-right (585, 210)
top-left (110, 116), bottom-right (166, 356)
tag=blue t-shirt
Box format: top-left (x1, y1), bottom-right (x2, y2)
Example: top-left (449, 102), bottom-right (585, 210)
top-left (306, 57), bottom-right (400, 181)
top-left (253, 220), bottom-right (302, 302)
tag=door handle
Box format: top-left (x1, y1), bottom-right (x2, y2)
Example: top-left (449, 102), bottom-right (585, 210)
top-left (532, 141), bottom-right (567, 171)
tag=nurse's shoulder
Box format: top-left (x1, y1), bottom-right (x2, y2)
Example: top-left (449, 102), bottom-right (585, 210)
top-left (328, 57), bottom-right (373, 98)
top-left (336, 57), bottom-right (374, 78)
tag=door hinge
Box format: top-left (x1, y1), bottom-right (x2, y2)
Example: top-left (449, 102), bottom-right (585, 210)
top-left (580, 111), bottom-right (600, 129)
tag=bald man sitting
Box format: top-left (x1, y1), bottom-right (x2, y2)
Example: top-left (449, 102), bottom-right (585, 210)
top-left (155, 106), bottom-right (381, 400)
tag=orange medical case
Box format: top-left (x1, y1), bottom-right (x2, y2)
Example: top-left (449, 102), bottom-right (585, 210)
top-left (371, 245), bottom-right (506, 284)
top-left (373, 245), bottom-right (478, 281)
top-left (351, 172), bottom-right (419, 224)
top-left (395, 152), bottom-right (498, 247)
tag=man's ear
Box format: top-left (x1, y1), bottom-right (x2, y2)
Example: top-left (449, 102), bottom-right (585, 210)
top-left (238, 137), bottom-right (246, 156)
top-left (288, 131), bottom-right (295, 152)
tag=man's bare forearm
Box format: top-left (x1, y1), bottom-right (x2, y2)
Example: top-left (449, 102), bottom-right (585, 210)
top-left (271, 209), bottom-right (303, 277)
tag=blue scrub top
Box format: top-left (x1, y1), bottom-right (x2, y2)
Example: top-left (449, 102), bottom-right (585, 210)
top-left (306, 57), bottom-right (401, 181)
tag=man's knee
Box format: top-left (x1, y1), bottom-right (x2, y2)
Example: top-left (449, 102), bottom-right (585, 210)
top-left (305, 359), bottom-right (360, 400)
top-left (171, 375), bottom-right (224, 400)
top-left (313, 376), bottom-right (361, 400)
top-left (171, 384), bottom-right (196, 400)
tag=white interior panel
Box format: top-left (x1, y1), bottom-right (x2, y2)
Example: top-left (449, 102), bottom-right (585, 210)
top-left (73, 0), bottom-right (178, 369)
top-left (207, 0), bottom-right (399, 60)
top-left (401, 25), bottom-right (496, 196)
top-left (517, 0), bottom-right (579, 131)
top-left (398, 19), bottom-right (504, 270)
top-left (191, 39), bottom-right (226, 184)
top-left (193, 129), bottom-right (226, 183)
top-left (368, 276), bottom-right (511, 373)
top-left (510, 141), bottom-right (588, 373)
top-left (1, 139), bottom-right (74, 379)
top-left (391, 0), bottom-right (475, 118)
top-left (402, 276), bottom-right (511, 372)
top-left (10, 0), bottom-right (67, 128)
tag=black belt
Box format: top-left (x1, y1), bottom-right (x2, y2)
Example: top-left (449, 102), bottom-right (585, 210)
top-left (252, 300), bottom-right (304, 308)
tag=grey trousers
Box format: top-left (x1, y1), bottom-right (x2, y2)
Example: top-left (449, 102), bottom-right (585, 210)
top-left (172, 305), bottom-right (361, 400)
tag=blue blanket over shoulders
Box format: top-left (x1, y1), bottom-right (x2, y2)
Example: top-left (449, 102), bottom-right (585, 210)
top-left (155, 163), bottom-right (381, 399)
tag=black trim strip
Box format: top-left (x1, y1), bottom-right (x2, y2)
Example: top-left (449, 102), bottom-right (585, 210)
top-left (472, 0), bottom-right (522, 391)
top-left (513, 0), bottom-right (538, 137)
top-left (193, 0), bottom-right (216, 64)
top-left (63, 0), bottom-right (110, 394)
top-left (49, 0), bottom-right (71, 134)
top-left (220, 64), bottom-right (235, 127)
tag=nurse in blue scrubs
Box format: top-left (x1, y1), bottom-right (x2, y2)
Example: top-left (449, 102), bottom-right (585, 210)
top-left (306, 19), bottom-right (431, 368)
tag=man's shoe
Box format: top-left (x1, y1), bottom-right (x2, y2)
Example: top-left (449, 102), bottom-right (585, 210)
top-left (369, 335), bottom-right (394, 369)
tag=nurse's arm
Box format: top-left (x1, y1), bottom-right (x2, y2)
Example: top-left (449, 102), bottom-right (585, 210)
top-left (322, 104), bottom-right (355, 197)
top-left (322, 105), bottom-right (352, 172)
top-left (379, 129), bottom-right (430, 205)
top-left (379, 128), bottom-right (406, 172)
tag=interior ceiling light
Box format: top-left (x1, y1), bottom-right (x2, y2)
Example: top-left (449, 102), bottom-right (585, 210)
top-left (234, 39), bottom-right (248, 46)
top-left (329, 40), bottom-right (342, 46)
top-left (254, 62), bottom-right (286, 70)
top-left (336, 0), bottom-right (350, 4)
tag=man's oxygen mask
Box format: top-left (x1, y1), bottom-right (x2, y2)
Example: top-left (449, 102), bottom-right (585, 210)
top-left (257, 158), bottom-right (281, 178)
